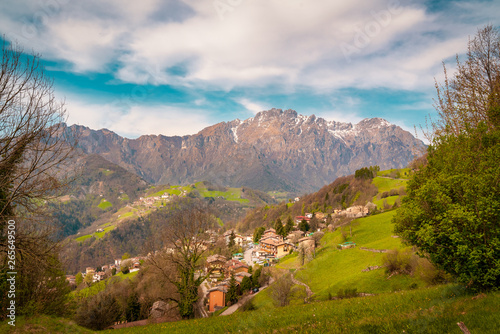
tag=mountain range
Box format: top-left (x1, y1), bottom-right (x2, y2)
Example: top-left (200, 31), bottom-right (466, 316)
top-left (66, 109), bottom-right (424, 192)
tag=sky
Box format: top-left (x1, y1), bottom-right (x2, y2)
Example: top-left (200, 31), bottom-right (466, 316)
top-left (1, 0), bottom-right (499, 140)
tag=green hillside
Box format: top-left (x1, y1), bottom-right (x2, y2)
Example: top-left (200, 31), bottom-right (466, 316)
top-left (101, 285), bottom-right (500, 333)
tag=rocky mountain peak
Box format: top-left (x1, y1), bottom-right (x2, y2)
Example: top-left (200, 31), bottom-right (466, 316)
top-left (70, 109), bottom-right (425, 192)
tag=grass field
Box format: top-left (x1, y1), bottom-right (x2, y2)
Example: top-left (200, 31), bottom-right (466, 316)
top-left (98, 198), bottom-right (113, 210)
top-left (95, 225), bottom-right (116, 239)
top-left (371, 177), bottom-right (408, 193)
top-left (72, 271), bottom-right (139, 300)
top-left (376, 168), bottom-right (411, 178)
top-left (75, 234), bottom-right (92, 243)
top-left (373, 195), bottom-right (400, 209)
top-left (197, 186), bottom-right (250, 204)
top-left (288, 211), bottom-right (424, 301)
top-left (95, 285), bottom-right (500, 334)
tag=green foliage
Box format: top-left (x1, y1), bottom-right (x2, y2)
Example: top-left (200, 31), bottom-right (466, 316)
top-left (252, 268), bottom-right (262, 289)
top-left (253, 226), bottom-right (265, 243)
top-left (284, 216), bottom-right (294, 235)
top-left (241, 276), bottom-right (252, 293)
top-left (75, 272), bottom-right (83, 286)
top-left (274, 218), bottom-right (285, 237)
top-left (102, 285), bottom-right (500, 333)
top-left (336, 287), bottom-right (358, 299)
top-left (75, 291), bottom-right (121, 330)
top-left (226, 276), bottom-right (238, 305)
top-left (97, 198), bottom-right (113, 210)
top-left (298, 219), bottom-right (310, 232)
top-left (354, 166), bottom-right (379, 179)
top-left (125, 293), bottom-right (141, 322)
top-left (228, 230), bottom-right (236, 248)
top-left (383, 248), bottom-right (418, 275)
top-left (394, 125), bottom-right (500, 291)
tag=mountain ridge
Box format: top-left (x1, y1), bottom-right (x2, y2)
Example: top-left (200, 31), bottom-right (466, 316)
top-left (66, 109), bottom-right (424, 192)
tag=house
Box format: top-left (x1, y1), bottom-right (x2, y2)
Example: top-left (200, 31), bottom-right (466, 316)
top-left (66, 275), bottom-right (76, 285)
top-left (295, 216), bottom-right (311, 224)
top-left (298, 237), bottom-right (315, 251)
top-left (276, 242), bottom-right (294, 258)
top-left (96, 271), bottom-right (106, 282)
top-left (225, 259), bottom-right (248, 276)
top-left (235, 272), bottom-right (252, 279)
top-left (86, 267), bottom-right (95, 276)
top-left (234, 234), bottom-right (245, 246)
top-left (208, 286), bottom-right (227, 312)
top-left (338, 241), bottom-right (356, 250)
top-left (262, 228), bottom-right (277, 239)
top-left (206, 255), bottom-right (227, 279)
top-left (232, 263), bottom-right (249, 275)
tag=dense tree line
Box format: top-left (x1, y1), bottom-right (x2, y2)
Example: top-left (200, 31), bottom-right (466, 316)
top-left (394, 25), bottom-right (500, 291)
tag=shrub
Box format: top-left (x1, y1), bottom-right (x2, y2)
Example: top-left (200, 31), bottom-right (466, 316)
top-left (337, 287), bottom-right (358, 299)
top-left (383, 248), bottom-right (418, 275)
top-left (415, 257), bottom-right (452, 285)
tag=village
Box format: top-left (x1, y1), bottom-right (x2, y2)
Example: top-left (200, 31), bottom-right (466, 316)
top-left (67, 201), bottom-right (377, 315)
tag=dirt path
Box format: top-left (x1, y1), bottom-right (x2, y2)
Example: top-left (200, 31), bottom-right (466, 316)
top-left (291, 271), bottom-right (314, 302)
top-left (220, 279), bottom-right (273, 316)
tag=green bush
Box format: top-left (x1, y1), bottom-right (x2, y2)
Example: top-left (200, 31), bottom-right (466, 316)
top-left (383, 248), bottom-right (417, 275)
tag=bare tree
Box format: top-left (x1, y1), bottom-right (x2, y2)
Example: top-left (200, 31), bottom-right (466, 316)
top-left (432, 25), bottom-right (500, 141)
top-left (0, 39), bottom-right (78, 318)
top-left (147, 199), bottom-right (217, 319)
top-left (270, 272), bottom-right (294, 307)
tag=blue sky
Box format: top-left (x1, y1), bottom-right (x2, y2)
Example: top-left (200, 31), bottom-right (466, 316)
top-left (1, 0), bottom-right (499, 140)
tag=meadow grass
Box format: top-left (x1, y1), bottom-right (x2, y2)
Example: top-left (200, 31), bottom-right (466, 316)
top-left (376, 168), bottom-right (411, 178)
top-left (372, 177), bottom-right (407, 193)
top-left (373, 195), bottom-right (399, 209)
top-left (101, 285), bottom-right (500, 333)
top-left (0, 314), bottom-right (93, 334)
top-left (95, 225), bottom-right (116, 239)
top-left (72, 271), bottom-right (139, 300)
top-left (97, 198), bottom-right (113, 210)
top-left (74, 234), bottom-right (92, 243)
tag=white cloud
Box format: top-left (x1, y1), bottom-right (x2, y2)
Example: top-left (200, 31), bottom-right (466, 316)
top-left (1, 0), bottom-right (499, 99)
top-left (237, 98), bottom-right (269, 115)
top-left (65, 97), bottom-right (212, 138)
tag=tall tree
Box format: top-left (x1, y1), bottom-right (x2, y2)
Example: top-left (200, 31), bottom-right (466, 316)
top-left (0, 41), bottom-right (76, 319)
top-left (432, 25), bottom-right (500, 140)
top-left (284, 216), bottom-right (294, 235)
top-left (394, 25), bottom-right (500, 291)
top-left (274, 218), bottom-right (284, 237)
top-left (225, 275), bottom-right (238, 305)
top-left (148, 198), bottom-right (216, 318)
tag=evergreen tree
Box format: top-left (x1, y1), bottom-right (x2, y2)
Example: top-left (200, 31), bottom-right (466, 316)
top-left (228, 230), bottom-right (236, 248)
top-left (298, 219), bottom-right (310, 232)
top-left (226, 275), bottom-right (238, 305)
top-left (284, 216), bottom-right (294, 235)
top-left (241, 276), bottom-right (252, 293)
top-left (274, 218), bottom-right (284, 237)
top-left (125, 293), bottom-right (141, 322)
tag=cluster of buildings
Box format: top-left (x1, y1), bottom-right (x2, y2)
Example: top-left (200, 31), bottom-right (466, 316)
top-left (66, 256), bottom-right (144, 286)
top-left (205, 254), bottom-right (252, 312)
top-left (131, 193), bottom-right (172, 208)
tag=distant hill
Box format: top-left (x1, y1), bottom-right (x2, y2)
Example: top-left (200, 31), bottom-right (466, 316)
top-left (65, 109), bottom-right (425, 193)
top-left (237, 167), bottom-right (410, 233)
top-left (50, 154), bottom-right (149, 239)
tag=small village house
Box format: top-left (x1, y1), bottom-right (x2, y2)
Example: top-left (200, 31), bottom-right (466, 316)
top-left (208, 286), bottom-right (227, 312)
